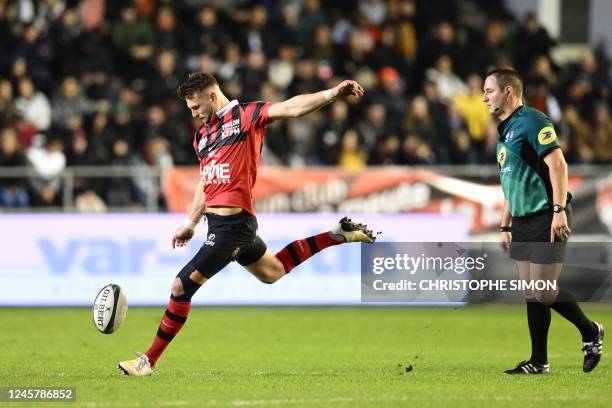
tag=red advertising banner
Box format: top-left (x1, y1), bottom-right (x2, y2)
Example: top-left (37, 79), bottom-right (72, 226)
top-left (163, 167), bottom-right (610, 234)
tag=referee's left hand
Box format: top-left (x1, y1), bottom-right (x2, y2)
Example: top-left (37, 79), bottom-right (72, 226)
top-left (551, 212), bottom-right (571, 242)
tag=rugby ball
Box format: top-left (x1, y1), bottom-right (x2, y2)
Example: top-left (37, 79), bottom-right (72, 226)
top-left (93, 284), bottom-right (128, 334)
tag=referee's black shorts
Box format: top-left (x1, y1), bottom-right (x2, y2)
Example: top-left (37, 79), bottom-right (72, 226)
top-left (509, 205), bottom-right (572, 264)
top-left (183, 211), bottom-right (268, 279)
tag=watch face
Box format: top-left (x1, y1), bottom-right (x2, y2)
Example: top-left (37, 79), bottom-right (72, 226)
top-left (553, 205), bottom-right (562, 213)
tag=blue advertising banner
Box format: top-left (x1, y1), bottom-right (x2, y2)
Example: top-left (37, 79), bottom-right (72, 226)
top-left (0, 213), bottom-right (468, 305)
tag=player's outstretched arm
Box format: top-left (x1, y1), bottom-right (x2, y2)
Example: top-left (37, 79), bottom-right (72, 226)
top-left (172, 178), bottom-right (206, 248)
top-left (267, 80), bottom-right (364, 121)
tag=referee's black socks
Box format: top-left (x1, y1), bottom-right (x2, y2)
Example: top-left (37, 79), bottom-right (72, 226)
top-left (527, 300), bottom-right (551, 364)
top-left (551, 289), bottom-right (599, 341)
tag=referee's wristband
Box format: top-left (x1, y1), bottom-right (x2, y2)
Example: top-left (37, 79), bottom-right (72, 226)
top-left (183, 218), bottom-right (198, 230)
top-left (499, 226), bottom-right (512, 232)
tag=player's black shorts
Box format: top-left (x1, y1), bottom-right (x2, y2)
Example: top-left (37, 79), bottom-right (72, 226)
top-left (509, 205), bottom-right (572, 264)
top-left (183, 211), bottom-right (267, 279)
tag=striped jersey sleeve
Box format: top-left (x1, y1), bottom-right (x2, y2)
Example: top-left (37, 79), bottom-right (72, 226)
top-left (242, 101), bottom-right (272, 129)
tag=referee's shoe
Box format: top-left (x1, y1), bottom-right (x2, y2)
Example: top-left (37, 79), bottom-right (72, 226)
top-left (504, 360), bottom-right (550, 374)
top-left (583, 322), bottom-right (604, 373)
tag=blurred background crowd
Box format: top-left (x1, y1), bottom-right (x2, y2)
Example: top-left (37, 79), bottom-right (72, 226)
top-left (0, 0), bottom-right (610, 209)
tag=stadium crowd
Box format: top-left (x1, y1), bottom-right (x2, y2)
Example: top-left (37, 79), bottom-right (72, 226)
top-left (0, 0), bottom-right (610, 208)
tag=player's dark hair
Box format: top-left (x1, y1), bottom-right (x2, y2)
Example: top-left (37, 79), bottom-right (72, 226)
top-left (486, 68), bottom-right (523, 97)
top-left (176, 72), bottom-right (218, 99)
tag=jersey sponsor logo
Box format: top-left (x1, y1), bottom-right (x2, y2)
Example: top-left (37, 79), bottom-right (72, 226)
top-left (221, 119), bottom-right (241, 139)
top-left (497, 146), bottom-right (507, 166)
top-left (504, 130), bottom-right (514, 142)
top-left (202, 160), bottom-right (231, 184)
top-left (205, 233), bottom-right (215, 246)
top-left (537, 127), bottom-right (557, 145)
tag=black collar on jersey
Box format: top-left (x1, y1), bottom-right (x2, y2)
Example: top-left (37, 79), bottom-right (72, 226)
top-left (497, 105), bottom-right (524, 141)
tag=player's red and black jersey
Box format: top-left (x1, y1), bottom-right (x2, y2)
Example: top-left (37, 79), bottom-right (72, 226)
top-left (192, 99), bottom-right (272, 215)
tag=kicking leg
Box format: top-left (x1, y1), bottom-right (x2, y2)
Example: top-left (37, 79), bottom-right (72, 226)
top-left (243, 217), bottom-right (376, 283)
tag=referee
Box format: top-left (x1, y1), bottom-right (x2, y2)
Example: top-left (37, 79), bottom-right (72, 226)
top-left (483, 68), bottom-right (604, 374)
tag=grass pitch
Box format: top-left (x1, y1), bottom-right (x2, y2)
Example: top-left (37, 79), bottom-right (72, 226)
top-left (0, 305), bottom-right (610, 407)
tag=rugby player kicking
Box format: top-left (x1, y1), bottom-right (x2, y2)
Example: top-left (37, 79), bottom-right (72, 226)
top-left (119, 73), bottom-right (376, 375)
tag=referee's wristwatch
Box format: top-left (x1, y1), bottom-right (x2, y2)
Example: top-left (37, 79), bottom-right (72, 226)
top-left (553, 204), bottom-right (565, 213)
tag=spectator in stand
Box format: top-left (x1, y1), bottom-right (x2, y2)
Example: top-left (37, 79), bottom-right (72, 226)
top-left (372, 24), bottom-right (413, 78)
top-left (338, 129), bottom-right (367, 170)
top-left (526, 54), bottom-right (559, 90)
top-left (296, 0), bottom-right (328, 46)
top-left (26, 135), bottom-right (66, 206)
top-left (386, 0), bottom-right (417, 66)
top-left (146, 49), bottom-right (183, 103)
top-left (308, 24), bottom-right (335, 63)
top-left (356, 103), bottom-right (389, 151)
top-left (514, 12), bottom-right (556, 73)
top-left (557, 104), bottom-right (591, 164)
top-left (15, 77), bottom-right (51, 131)
top-left (367, 66), bottom-right (408, 131)
top-left (369, 133), bottom-right (401, 165)
top-left (591, 103), bottom-right (612, 163)
top-left (239, 5), bottom-right (279, 57)
top-left (154, 6), bottom-right (181, 52)
top-left (402, 95), bottom-right (442, 162)
top-left (111, 5), bottom-right (155, 81)
top-left (242, 51), bottom-right (269, 102)
top-left (217, 42), bottom-right (243, 83)
top-left (313, 100), bottom-right (350, 165)
top-left (0, 127), bottom-right (30, 207)
top-left (454, 73), bottom-right (491, 152)
top-left (0, 79), bottom-right (18, 126)
top-left (525, 77), bottom-right (562, 124)
top-left (268, 45), bottom-right (296, 92)
top-left (419, 21), bottom-right (462, 77)
top-left (51, 76), bottom-right (93, 130)
top-left (447, 101), bottom-right (478, 164)
top-left (425, 54), bottom-right (467, 103)
top-left (188, 6), bottom-right (230, 60)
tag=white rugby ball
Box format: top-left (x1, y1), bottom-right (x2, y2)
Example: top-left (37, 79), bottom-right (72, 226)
top-left (93, 284), bottom-right (128, 334)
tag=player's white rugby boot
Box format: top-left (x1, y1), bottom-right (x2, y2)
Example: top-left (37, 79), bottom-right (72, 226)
top-left (118, 352), bottom-right (154, 376)
top-left (332, 217), bottom-right (377, 243)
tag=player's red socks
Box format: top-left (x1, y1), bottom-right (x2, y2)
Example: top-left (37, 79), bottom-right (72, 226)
top-left (275, 232), bottom-right (342, 273)
top-left (144, 299), bottom-right (191, 366)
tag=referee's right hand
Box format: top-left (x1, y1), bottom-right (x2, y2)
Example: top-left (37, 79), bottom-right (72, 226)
top-left (499, 231), bottom-right (512, 252)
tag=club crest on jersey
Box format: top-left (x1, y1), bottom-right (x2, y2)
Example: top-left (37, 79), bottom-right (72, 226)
top-left (198, 137), bottom-right (208, 151)
top-left (221, 119), bottom-right (241, 139)
top-left (497, 146), bottom-right (507, 165)
top-left (537, 127), bottom-right (557, 145)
